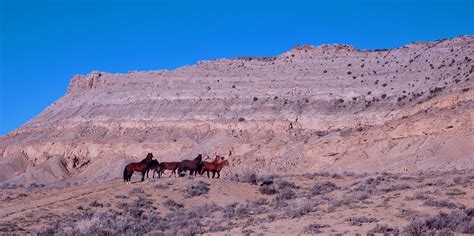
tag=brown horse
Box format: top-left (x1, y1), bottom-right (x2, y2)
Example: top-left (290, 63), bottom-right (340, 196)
top-left (123, 153), bottom-right (153, 183)
top-left (177, 154), bottom-right (203, 176)
top-left (159, 162), bottom-right (180, 177)
top-left (200, 155), bottom-right (221, 178)
top-left (214, 159), bottom-right (230, 178)
top-left (146, 160), bottom-right (161, 179)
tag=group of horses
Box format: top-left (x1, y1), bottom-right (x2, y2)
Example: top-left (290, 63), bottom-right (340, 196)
top-left (123, 153), bottom-right (230, 183)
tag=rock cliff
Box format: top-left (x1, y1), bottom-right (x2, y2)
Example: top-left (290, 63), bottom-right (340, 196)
top-left (1, 36), bottom-right (473, 183)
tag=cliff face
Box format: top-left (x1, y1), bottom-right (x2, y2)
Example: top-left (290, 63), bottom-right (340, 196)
top-left (1, 36), bottom-right (473, 183)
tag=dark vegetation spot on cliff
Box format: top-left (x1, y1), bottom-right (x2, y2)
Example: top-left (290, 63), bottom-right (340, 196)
top-left (238, 117), bottom-right (245, 122)
top-left (253, 97), bottom-right (258, 101)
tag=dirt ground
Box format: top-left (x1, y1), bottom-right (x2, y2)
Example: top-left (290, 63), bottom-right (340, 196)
top-left (1, 170), bottom-right (472, 235)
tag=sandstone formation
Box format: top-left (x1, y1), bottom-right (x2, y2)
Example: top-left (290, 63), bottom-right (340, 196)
top-left (0, 36), bottom-right (473, 183)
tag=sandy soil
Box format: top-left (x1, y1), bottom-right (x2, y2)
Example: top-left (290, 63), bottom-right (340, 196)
top-left (1, 170), bottom-right (472, 234)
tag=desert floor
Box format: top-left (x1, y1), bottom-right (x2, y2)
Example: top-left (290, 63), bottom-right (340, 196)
top-left (0, 170), bottom-right (473, 235)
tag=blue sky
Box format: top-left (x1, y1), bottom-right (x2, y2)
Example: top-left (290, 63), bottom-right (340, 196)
top-left (0, 0), bottom-right (473, 135)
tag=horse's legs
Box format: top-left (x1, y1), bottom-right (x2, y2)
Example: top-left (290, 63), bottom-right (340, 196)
top-left (207, 171), bottom-right (210, 178)
top-left (128, 170), bottom-right (134, 182)
top-left (141, 171), bottom-right (146, 181)
top-left (217, 171), bottom-right (220, 178)
top-left (212, 171), bottom-right (216, 178)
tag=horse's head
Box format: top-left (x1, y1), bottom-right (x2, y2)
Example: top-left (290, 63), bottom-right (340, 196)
top-left (195, 154), bottom-right (203, 162)
top-left (220, 160), bottom-right (230, 167)
top-left (146, 153), bottom-right (154, 163)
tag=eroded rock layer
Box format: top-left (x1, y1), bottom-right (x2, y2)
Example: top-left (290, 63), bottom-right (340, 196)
top-left (1, 36), bottom-right (473, 183)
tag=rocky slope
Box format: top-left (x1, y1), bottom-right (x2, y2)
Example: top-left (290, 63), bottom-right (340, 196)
top-left (0, 36), bottom-right (473, 183)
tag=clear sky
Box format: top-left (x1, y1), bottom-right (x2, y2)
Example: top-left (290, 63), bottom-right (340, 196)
top-left (0, 0), bottom-right (472, 135)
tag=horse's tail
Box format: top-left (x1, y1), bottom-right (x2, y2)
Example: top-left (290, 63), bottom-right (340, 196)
top-left (123, 166), bottom-right (128, 182)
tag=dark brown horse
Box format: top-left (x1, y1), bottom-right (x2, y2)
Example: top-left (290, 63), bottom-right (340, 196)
top-left (177, 154), bottom-right (203, 176)
top-left (200, 155), bottom-right (221, 178)
top-left (123, 153), bottom-right (153, 183)
top-left (146, 160), bottom-right (161, 179)
top-left (159, 162), bottom-right (180, 177)
top-left (214, 159), bottom-right (229, 178)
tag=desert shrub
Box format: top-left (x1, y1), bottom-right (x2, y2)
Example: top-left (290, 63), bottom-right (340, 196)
top-left (182, 181), bottom-right (210, 198)
top-left (253, 198), bottom-right (269, 206)
top-left (452, 176), bottom-right (472, 186)
top-left (367, 224), bottom-right (400, 235)
top-left (117, 202), bottom-right (129, 211)
top-left (276, 179), bottom-right (297, 189)
top-left (27, 183), bottom-right (45, 191)
top-left (259, 175), bottom-right (275, 184)
top-left (331, 192), bottom-right (368, 209)
top-left (302, 172), bottom-right (331, 179)
top-left (346, 216), bottom-right (378, 226)
top-left (128, 196), bottom-right (155, 218)
top-left (230, 169), bottom-right (258, 185)
top-left (208, 222), bottom-right (233, 233)
top-left (161, 203), bottom-right (221, 235)
top-left (133, 196), bottom-right (155, 210)
top-left (406, 193), bottom-right (430, 201)
top-left (0, 222), bottom-right (22, 232)
top-left (311, 181), bottom-right (337, 195)
top-left (423, 198), bottom-right (461, 209)
top-left (41, 202), bottom-right (224, 235)
top-left (271, 195), bottom-right (289, 209)
top-left (399, 175), bottom-right (417, 180)
top-left (303, 223), bottom-right (329, 234)
top-left (282, 201), bottom-right (313, 219)
top-left (129, 187), bottom-right (144, 194)
top-left (274, 188), bottom-right (296, 201)
top-left (163, 199), bottom-right (184, 211)
top-left (115, 195), bottom-right (127, 199)
top-left (89, 200), bottom-right (104, 208)
top-left (259, 184), bottom-right (277, 195)
top-left (445, 188), bottom-right (466, 196)
top-left (154, 183), bottom-right (170, 189)
top-left (380, 183), bottom-right (411, 193)
top-left (403, 208), bottom-right (474, 234)
top-left (223, 203), bottom-right (251, 219)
